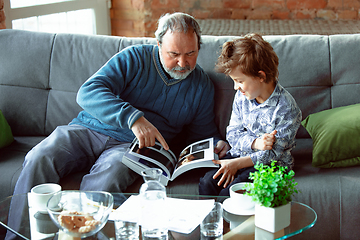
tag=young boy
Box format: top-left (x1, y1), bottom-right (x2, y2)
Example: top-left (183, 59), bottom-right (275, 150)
top-left (199, 33), bottom-right (302, 197)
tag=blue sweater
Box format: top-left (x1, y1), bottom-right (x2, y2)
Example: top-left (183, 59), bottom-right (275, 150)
top-left (71, 45), bottom-right (220, 144)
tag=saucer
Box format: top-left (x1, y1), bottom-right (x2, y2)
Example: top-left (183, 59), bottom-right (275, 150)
top-left (223, 198), bottom-right (255, 216)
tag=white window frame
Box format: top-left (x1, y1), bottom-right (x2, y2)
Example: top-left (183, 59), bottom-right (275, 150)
top-left (3, 0), bottom-right (111, 35)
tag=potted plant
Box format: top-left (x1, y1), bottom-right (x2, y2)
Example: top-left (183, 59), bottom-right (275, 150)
top-left (245, 161), bottom-right (299, 233)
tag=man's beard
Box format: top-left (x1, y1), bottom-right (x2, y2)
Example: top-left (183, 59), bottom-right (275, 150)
top-left (159, 50), bottom-right (195, 80)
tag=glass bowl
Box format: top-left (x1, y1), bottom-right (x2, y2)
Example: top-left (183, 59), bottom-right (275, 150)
top-left (46, 190), bottom-right (114, 238)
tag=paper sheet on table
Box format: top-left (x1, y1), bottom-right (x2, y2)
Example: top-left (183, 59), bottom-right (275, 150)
top-left (110, 195), bottom-right (215, 234)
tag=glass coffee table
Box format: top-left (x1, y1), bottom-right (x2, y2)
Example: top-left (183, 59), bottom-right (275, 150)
top-left (0, 193), bottom-right (316, 240)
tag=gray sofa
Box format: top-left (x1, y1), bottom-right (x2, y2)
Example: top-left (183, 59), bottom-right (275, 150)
top-left (1, 29), bottom-right (360, 239)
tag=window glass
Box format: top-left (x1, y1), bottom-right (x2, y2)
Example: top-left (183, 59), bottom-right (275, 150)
top-left (10, 0), bottom-right (72, 8)
top-left (6, 0), bottom-right (110, 35)
top-left (12, 9), bottom-right (95, 34)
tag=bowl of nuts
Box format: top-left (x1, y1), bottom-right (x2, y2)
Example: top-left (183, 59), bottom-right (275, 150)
top-left (46, 190), bottom-right (114, 238)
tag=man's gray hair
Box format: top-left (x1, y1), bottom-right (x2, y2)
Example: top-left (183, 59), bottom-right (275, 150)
top-left (155, 12), bottom-right (202, 50)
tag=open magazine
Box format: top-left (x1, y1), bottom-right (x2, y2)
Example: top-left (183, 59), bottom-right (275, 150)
top-left (122, 137), bottom-right (219, 186)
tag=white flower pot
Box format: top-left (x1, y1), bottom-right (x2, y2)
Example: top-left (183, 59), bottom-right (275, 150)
top-left (254, 202), bottom-right (291, 233)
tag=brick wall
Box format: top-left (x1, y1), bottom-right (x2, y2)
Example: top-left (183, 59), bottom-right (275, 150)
top-left (0, 0), bottom-right (5, 29)
top-left (111, 0), bottom-right (360, 37)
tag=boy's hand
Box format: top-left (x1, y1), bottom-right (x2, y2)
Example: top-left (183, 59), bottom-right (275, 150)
top-left (253, 130), bottom-right (277, 151)
top-left (131, 116), bottom-right (169, 150)
top-left (212, 156), bottom-right (253, 188)
top-left (214, 140), bottom-right (230, 159)
top-left (212, 159), bottom-right (239, 188)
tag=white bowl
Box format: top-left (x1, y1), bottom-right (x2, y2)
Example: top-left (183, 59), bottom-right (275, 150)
top-left (229, 182), bottom-right (255, 210)
top-left (47, 191), bottom-right (114, 238)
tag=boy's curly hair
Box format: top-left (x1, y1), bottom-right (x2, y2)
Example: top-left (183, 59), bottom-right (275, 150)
top-left (215, 33), bottom-right (279, 83)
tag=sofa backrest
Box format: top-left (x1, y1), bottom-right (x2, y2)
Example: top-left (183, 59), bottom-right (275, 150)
top-left (0, 30), bottom-right (359, 139)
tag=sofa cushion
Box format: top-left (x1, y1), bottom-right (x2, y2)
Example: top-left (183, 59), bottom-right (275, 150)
top-left (0, 110), bottom-right (13, 148)
top-left (301, 103), bottom-right (360, 168)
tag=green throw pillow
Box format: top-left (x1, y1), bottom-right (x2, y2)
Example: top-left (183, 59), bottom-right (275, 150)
top-left (301, 103), bottom-right (360, 168)
top-left (0, 110), bottom-right (14, 148)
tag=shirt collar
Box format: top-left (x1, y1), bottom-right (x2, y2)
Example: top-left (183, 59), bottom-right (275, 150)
top-left (253, 82), bottom-right (282, 108)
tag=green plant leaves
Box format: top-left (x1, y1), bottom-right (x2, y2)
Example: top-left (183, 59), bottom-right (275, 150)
top-left (245, 161), bottom-right (299, 208)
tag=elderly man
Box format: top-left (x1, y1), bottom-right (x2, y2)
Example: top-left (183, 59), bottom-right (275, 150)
top-left (12, 12), bottom-right (230, 197)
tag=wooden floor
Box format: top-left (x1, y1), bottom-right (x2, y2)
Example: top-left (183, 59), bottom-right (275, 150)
top-left (197, 19), bottom-right (360, 36)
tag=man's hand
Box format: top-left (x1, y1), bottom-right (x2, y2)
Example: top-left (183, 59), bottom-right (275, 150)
top-left (131, 116), bottom-right (169, 150)
top-left (214, 140), bottom-right (230, 159)
top-left (252, 130), bottom-right (277, 151)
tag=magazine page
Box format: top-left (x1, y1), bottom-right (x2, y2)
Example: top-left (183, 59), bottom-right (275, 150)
top-left (122, 147), bottom-right (169, 185)
top-left (131, 140), bottom-right (177, 166)
top-left (170, 138), bottom-right (219, 181)
top-left (124, 139), bottom-right (176, 184)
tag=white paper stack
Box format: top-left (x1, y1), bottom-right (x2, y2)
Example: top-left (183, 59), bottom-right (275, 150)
top-left (110, 195), bottom-right (215, 234)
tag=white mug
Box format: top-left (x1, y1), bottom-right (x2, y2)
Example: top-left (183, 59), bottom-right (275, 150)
top-left (28, 183), bottom-right (62, 213)
top-left (229, 182), bottom-right (255, 210)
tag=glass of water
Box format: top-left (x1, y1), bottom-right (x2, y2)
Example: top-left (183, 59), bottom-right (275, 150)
top-left (200, 202), bottom-right (223, 239)
top-left (114, 214), bottom-right (139, 240)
